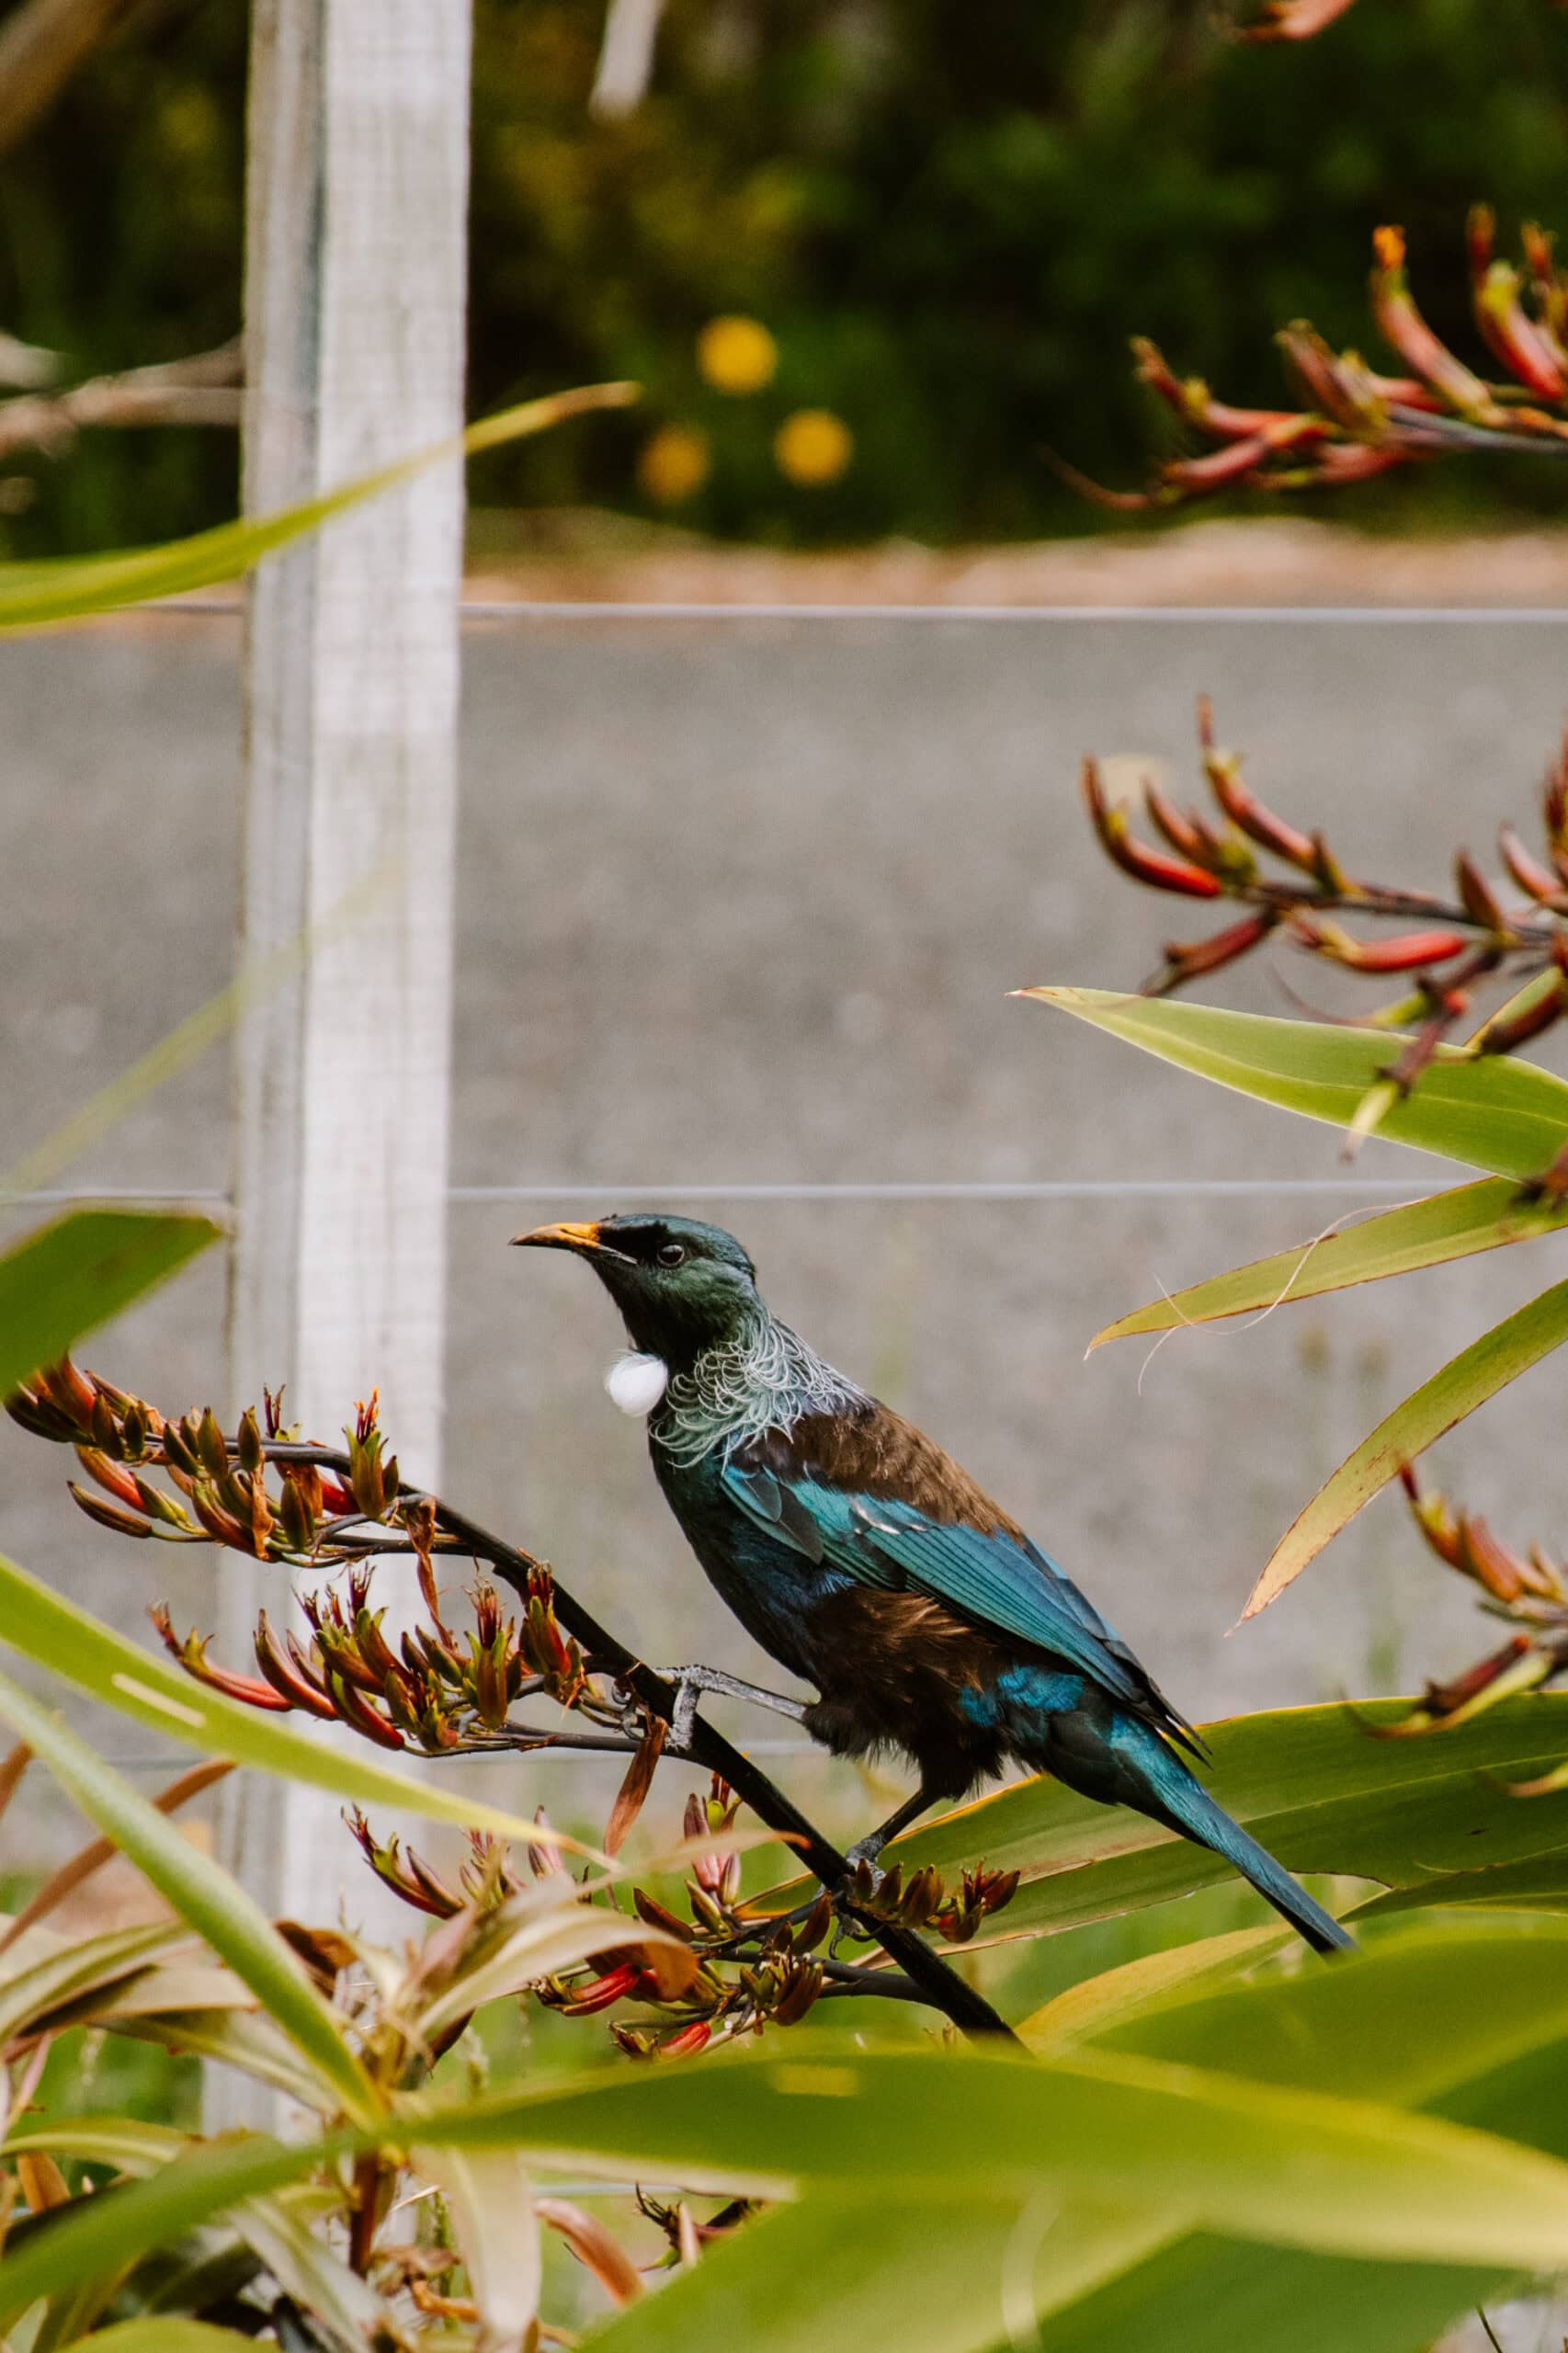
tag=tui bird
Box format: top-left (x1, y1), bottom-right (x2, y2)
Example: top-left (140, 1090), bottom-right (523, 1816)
top-left (514, 1212), bottom-right (1352, 1955)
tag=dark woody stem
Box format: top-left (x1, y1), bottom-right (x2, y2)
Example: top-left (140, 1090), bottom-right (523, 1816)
top-left (250, 1440), bottom-right (1019, 2046)
top-left (1243, 881), bottom-right (1551, 935)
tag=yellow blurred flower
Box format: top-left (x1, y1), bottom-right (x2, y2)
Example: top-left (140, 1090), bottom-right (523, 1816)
top-left (773, 408), bottom-right (854, 487)
top-left (637, 424), bottom-right (711, 505)
top-left (696, 315), bottom-right (779, 395)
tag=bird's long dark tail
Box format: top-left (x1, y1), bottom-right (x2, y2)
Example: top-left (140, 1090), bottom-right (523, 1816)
top-left (1061, 1710), bottom-right (1356, 1956)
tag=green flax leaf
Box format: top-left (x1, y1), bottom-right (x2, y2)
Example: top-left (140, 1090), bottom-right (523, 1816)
top-left (787, 1694), bottom-right (1568, 1947)
top-left (1025, 990), bottom-right (1568, 1180)
top-left (51, 2326), bottom-right (267, 2353)
top-left (0, 1667), bottom-right (382, 2125)
top-left (1091, 1178), bottom-right (1568, 1347)
top-left (583, 2193), bottom-right (1180, 2353)
top-left (407, 2040), bottom-right (1568, 2270)
top-left (0, 1209), bottom-right (219, 1396)
top-left (1244, 1278), bottom-right (1568, 1617)
top-left (14, 2006), bottom-right (1568, 2319)
top-left (0, 382), bottom-right (635, 631)
top-left (0, 1545), bottom-right (599, 1859)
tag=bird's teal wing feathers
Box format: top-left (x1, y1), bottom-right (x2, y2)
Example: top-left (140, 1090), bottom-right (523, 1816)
top-left (722, 1456), bottom-right (1200, 1751)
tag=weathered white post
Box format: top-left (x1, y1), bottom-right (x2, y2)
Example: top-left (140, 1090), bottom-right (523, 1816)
top-left (222, 0), bottom-right (471, 2083)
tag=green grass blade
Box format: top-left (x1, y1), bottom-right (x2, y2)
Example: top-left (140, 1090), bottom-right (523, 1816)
top-left (0, 1545), bottom-right (598, 1859)
top-left (1091, 1178), bottom-right (1566, 1347)
top-left (1244, 1278), bottom-right (1568, 1617)
top-left (0, 1668), bottom-right (381, 2126)
top-left (0, 382), bottom-right (635, 632)
top-left (1026, 990), bottom-right (1568, 1180)
top-left (0, 1210), bottom-right (219, 1395)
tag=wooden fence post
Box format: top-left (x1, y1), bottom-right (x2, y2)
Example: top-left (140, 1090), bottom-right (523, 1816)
top-left (221, 0), bottom-right (471, 2116)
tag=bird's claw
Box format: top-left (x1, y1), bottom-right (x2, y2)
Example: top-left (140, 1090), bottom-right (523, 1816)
top-left (666, 1672), bottom-right (700, 1751)
top-left (824, 1854), bottom-right (889, 1960)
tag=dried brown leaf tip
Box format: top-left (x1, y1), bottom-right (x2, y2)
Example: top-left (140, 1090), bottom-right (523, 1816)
top-left (1073, 215), bottom-right (1568, 510)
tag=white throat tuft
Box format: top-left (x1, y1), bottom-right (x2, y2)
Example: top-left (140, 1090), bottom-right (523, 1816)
top-left (605, 1351), bottom-right (670, 1417)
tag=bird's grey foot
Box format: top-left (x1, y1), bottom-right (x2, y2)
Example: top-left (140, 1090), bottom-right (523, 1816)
top-left (643, 1664), bottom-right (810, 1749)
top-left (843, 1782), bottom-right (941, 1881)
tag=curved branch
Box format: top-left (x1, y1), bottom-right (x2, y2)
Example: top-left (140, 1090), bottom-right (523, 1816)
top-left (254, 1439), bottom-right (1018, 2046)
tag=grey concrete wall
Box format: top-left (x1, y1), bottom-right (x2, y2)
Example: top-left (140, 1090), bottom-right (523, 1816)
top-left (4, 607), bottom-right (1568, 1865)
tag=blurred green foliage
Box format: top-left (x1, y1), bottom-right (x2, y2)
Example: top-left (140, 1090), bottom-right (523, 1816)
top-left (4, 0), bottom-right (1568, 550)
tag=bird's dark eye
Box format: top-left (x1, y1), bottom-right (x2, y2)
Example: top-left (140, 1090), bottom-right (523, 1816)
top-left (656, 1241), bottom-right (687, 1267)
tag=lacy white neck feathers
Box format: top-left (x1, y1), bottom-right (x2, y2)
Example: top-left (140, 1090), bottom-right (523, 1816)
top-left (650, 1313), bottom-right (864, 1466)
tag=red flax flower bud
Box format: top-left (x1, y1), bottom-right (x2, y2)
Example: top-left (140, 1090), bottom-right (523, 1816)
top-left (770, 1959), bottom-right (824, 2027)
top-left (1197, 701), bottom-right (1320, 870)
top-left (1082, 758), bottom-right (1222, 898)
top-left (5, 1383), bottom-right (79, 1442)
top-left (1290, 918), bottom-right (1469, 973)
top-left (1153, 913), bottom-right (1278, 994)
top-left (196, 1407), bottom-right (229, 1482)
top-left (69, 1483), bottom-right (151, 1539)
top-left (253, 1612), bottom-right (338, 1718)
top-left (1468, 208), bottom-right (1568, 403)
top-left (1470, 972), bottom-right (1568, 1058)
top-left (790, 1889), bottom-right (835, 1955)
top-left (1142, 780), bottom-right (1210, 861)
top-left (40, 1357), bottom-right (100, 1432)
top-left (1131, 336), bottom-right (1309, 440)
top-left (606, 1715), bottom-right (669, 1857)
top-left (1422, 1637), bottom-right (1543, 1721)
top-left (327, 1670), bottom-right (406, 1750)
top-left (559, 1961), bottom-right (645, 2016)
top-left (277, 1469), bottom-right (316, 1553)
top-left (686, 1776), bottom-right (743, 1903)
top-left (88, 1392), bottom-right (124, 1460)
top-left (1277, 326), bottom-right (1386, 434)
top-left (188, 1484), bottom-right (251, 1552)
top-left (634, 1888), bottom-right (696, 1943)
top-left (1235, 0), bottom-right (1359, 41)
top-left (1454, 1516), bottom-right (1535, 1605)
top-left (160, 1417), bottom-right (200, 1477)
top-left (1399, 1463), bottom-right (1465, 1569)
top-left (150, 1604), bottom-right (291, 1710)
top-left (1454, 851), bottom-right (1508, 936)
top-left (1522, 223), bottom-right (1568, 363)
top-left (1498, 825), bottom-right (1566, 906)
top-left (74, 1445), bottom-right (149, 1514)
top-left (1367, 1636), bottom-right (1543, 1739)
top-left (1369, 225), bottom-right (1497, 424)
top-left (658, 2019), bottom-right (713, 2060)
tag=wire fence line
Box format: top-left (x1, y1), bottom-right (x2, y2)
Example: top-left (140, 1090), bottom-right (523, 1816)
top-left (152, 598), bottom-right (1568, 626)
top-left (1, 1178), bottom-right (1426, 1210)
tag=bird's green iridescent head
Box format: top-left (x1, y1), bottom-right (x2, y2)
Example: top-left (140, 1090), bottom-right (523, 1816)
top-left (510, 1212), bottom-right (763, 1366)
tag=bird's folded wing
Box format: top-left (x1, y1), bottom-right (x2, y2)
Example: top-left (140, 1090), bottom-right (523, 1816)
top-left (721, 1455), bottom-right (1198, 1747)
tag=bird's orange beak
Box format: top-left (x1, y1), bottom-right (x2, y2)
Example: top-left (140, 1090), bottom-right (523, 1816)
top-left (509, 1219), bottom-right (608, 1256)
